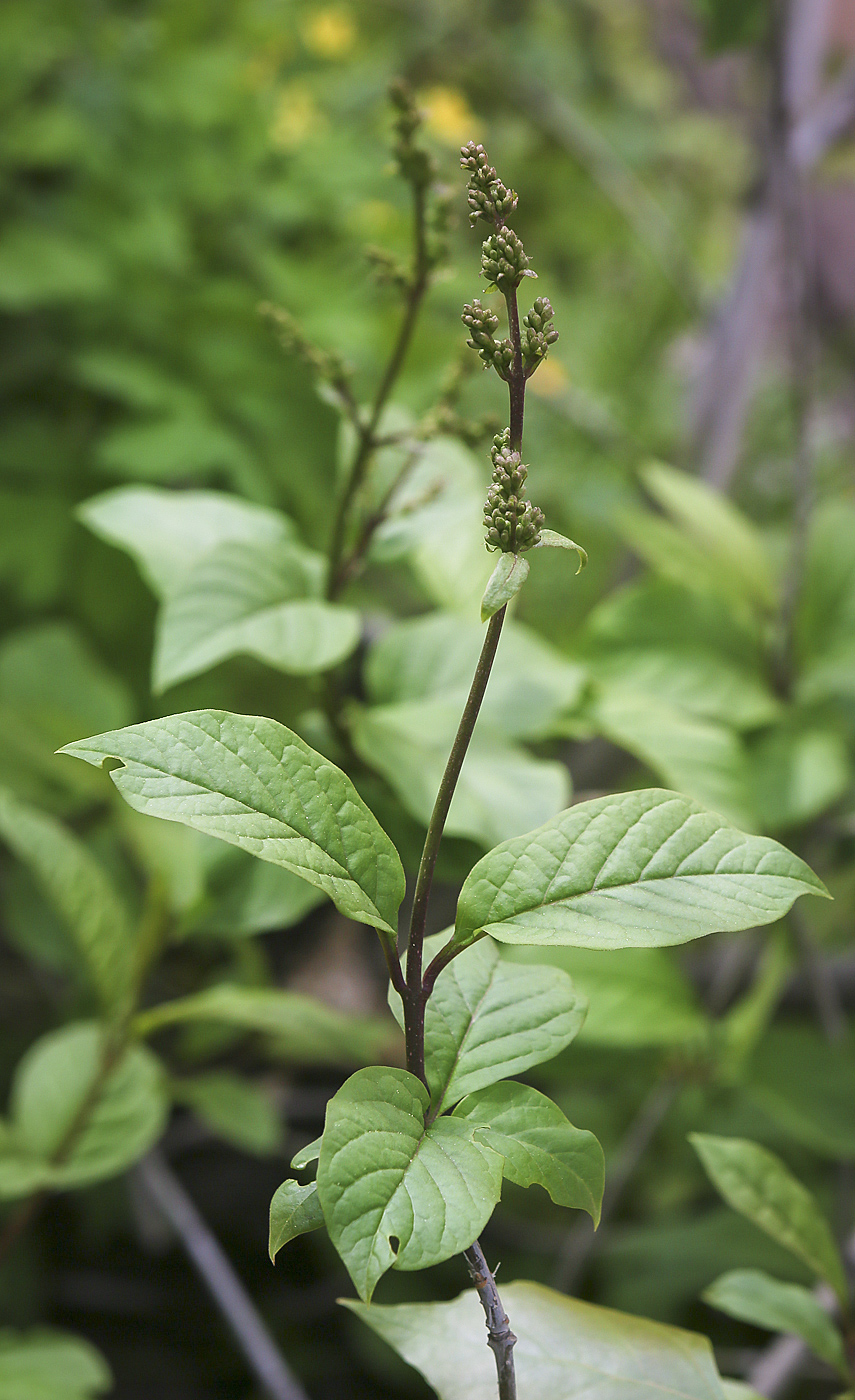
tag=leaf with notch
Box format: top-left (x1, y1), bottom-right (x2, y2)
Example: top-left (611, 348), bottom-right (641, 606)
top-left (690, 1134), bottom-right (847, 1305)
top-left (269, 1180), bottom-right (324, 1260)
top-left (389, 933), bottom-right (586, 1113)
top-left (59, 711), bottom-right (405, 935)
top-left (453, 1081), bottom-right (604, 1223)
top-left (703, 1270), bottom-right (849, 1380)
top-left (454, 789), bottom-right (828, 952)
top-left (317, 1067), bottom-right (502, 1301)
top-left (153, 538), bottom-right (359, 691)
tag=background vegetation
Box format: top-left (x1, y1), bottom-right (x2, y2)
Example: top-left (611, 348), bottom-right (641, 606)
top-left (1, 0), bottom-right (854, 1396)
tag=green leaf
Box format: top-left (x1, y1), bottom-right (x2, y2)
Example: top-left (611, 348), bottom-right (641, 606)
top-left (0, 1022), bottom-right (167, 1196)
top-left (344, 1279), bottom-right (729, 1400)
top-left (292, 1136), bottom-right (322, 1170)
top-left (134, 985), bottom-right (390, 1065)
top-left (317, 1067), bottom-right (502, 1301)
top-left (364, 613), bottom-right (587, 742)
top-left (480, 553), bottom-right (529, 622)
top-left (499, 946), bottom-right (709, 1048)
top-left (350, 698), bottom-right (569, 848)
top-left (77, 486), bottom-right (295, 598)
top-left (454, 789), bottom-right (828, 951)
top-left (744, 1026), bottom-right (855, 1160)
top-left (591, 690), bottom-right (756, 829)
top-left (172, 1073), bottom-right (282, 1154)
top-left (269, 1180), bottom-right (324, 1260)
top-left (453, 1081), bottom-right (604, 1223)
top-left (535, 529), bottom-right (587, 571)
top-left (690, 1134), bottom-right (848, 1304)
top-left (59, 710), bottom-right (405, 935)
top-left (703, 1270), bottom-right (850, 1379)
top-left (153, 538), bottom-right (359, 690)
top-left (747, 723), bottom-right (849, 833)
top-left (589, 649), bottom-right (779, 731)
top-left (389, 934), bottom-right (586, 1113)
top-left (0, 788), bottom-right (134, 1009)
top-left (0, 1328), bottom-right (112, 1400)
top-left (192, 853), bottom-right (327, 938)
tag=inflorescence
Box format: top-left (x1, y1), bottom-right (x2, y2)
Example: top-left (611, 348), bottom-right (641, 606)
top-left (483, 431), bottom-right (545, 553)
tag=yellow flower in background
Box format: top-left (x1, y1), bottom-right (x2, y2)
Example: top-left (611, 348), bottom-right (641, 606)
top-left (270, 81), bottom-right (326, 150)
top-left (302, 6), bottom-right (357, 59)
top-left (421, 86), bottom-right (477, 145)
top-left (528, 356), bottom-right (568, 398)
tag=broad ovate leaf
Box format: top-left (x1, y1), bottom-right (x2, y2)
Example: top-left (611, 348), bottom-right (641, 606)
top-left (703, 1270), bottom-right (849, 1379)
top-left (0, 787), bottom-right (134, 1009)
top-left (77, 486), bottom-right (294, 597)
top-left (153, 538), bottom-right (358, 691)
top-left (269, 1180), bottom-right (325, 1260)
top-left (0, 1022), bottom-right (167, 1195)
top-left (454, 789), bottom-right (828, 952)
top-left (0, 1328), bottom-right (112, 1400)
top-left (345, 1280), bottom-right (729, 1400)
top-left (690, 1134), bottom-right (847, 1305)
top-left (453, 1081), bottom-right (604, 1223)
top-left (317, 1067), bottom-right (502, 1301)
top-left (134, 985), bottom-right (389, 1065)
top-left (480, 552), bottom-right (529, 622)
top-left (389, 934), bottom-right (586, 1113)
top-left (59, 711), bottom-right (405, 935)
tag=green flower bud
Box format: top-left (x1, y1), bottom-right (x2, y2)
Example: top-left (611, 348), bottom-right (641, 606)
top-left (522, 296), bottom-right (558, 372)
top-left (480, 228), bottom-right (536, 292)
top-left (482, 429), bottom-right (545, 553)
top-left (460, 141), bottom-right (518, 227)
top-left (461, 300), bottom-right (513, 377)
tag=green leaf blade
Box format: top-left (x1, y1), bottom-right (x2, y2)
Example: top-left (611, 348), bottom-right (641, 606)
top-left (394, 934), bottom-right (586, 1112)
top-left (0, 1328), bottom-right (112, 1400)
top-left (690, 1134), bottom-right (847, 1305)
top-left (269, 1180), bottom-right (325, 1261)
top-left (317, 1067), bottom-right (502, 1301)
top-left (453, 1081), bottom-right (605, 1223)
top-left (454, 790), bottom-right (828, 951)
top-left (59, 711), bottom-right (405, 935)
top-left (481, 553), bottom-right (529, 622)
top-left (703, 1270), bottom-right (849, 1379)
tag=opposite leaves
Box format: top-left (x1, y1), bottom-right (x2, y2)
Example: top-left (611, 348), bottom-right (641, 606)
top-left (454, 789), bottom-right (828, 951)
top-left (59, 711), bottom-right (405, 935)
top-left (317, 1067), bottom-right (503, 1302)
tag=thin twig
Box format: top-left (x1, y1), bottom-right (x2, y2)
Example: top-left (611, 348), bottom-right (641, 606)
top-left (464, 1241), bottom-right (517, 1400)
top-left (136, 1151), bottom-right (309, 1400)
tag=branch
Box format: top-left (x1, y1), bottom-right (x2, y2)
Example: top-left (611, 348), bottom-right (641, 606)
top-left (464, 1241), bottom-right (517, 1400)
top-left (135, 1151), bottom-right (310, 1400)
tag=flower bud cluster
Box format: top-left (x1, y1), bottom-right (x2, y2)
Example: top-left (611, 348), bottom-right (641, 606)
top-left (461, 299), bottom-right (513, 377)
top-left (460, 141), bottom-right (518, 227)
top-left (483, 430), bottom-right (545, 552)
top-left (480, 228), bottom-right (536, 292)
top-left (522, 296), bottom-right (559, 374)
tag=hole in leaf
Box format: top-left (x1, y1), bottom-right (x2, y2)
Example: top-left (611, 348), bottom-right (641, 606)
top-left (388, 1235), bottom-right (400, 1255)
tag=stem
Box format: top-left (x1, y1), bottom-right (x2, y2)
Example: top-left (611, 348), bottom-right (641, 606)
top-left (504, 288), bottom-right (525, 452)
top-left (326, 183), bottom-right (430, 600)
top-left (403, 605), bottom-right (507, 1083)
top-left (137, 1151), bottom-right (309, 1400)
top-left (464, 1241), bottom-right (518, 1399)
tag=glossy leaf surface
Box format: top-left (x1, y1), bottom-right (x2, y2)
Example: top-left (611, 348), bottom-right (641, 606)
top-left (455, 789), bottom-right (827, 950)
top-left (60, 711), bottom-right (405, 934)
top-left (317, 1067), bottom-right (502, 1301)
